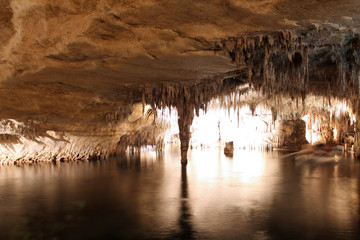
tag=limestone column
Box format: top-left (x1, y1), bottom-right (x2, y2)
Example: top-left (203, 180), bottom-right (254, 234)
top-left (177, 103), bottom-right (194, 165)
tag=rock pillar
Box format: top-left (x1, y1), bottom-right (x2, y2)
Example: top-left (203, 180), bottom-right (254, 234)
top-left (277, 119), bottom-right (308, 149)
top-left (177, 103), bottom-right (194, 165)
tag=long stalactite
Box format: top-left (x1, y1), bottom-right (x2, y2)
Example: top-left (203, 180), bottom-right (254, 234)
top-left (137, 25), bottom-right (360, 162)
top-left (1, 24), bottom-right (359, 163)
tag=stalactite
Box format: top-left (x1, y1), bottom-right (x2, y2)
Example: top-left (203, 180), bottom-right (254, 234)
top-left (119, 26), bottom-right (360, 162)
top-left (177, 103), bottom-right (194, 164)
top-left (136, 71), bottom-right (248, 163)
top-left (221, 26), bottom-right (359, 102)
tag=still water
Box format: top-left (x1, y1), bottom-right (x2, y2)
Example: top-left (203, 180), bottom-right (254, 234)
top-left (0, 147), bottom-right (359, 240)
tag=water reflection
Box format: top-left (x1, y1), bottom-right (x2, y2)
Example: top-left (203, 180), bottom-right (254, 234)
top-left (177, 164), bottom-right (196, 239)
top-left (0, 149), bottom-right (359, 239)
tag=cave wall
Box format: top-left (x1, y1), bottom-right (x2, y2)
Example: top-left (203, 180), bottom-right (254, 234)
top-left (0, 103), bottom-right (163, 163)
top-left (0, 0), bottom-right (360, 162)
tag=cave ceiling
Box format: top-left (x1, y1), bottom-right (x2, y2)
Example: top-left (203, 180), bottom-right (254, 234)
top-left (0, 0), bottom-right (360, 162)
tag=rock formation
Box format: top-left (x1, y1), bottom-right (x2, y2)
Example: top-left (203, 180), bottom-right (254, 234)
top-left (277, 119), bottom-right (308, 149)
top-left (0, 0), bottom-right (360, 163)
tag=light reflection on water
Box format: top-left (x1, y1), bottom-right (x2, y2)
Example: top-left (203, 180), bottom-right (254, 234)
top-left (0, 148), bottom-right (359, 239)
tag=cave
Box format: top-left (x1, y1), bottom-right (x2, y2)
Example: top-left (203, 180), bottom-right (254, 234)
top-left (1, 1), bottom-right (360, 164)
top-left (1, 1), bottom-right (360, 239)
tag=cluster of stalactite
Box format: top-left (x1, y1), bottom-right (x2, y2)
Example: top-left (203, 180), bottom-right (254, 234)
top-left (129, 25), bottom-right (360, 161)
top-left (103, 105), bottom-right (133, 126)
top-left (216, 26), bottom-right (360, 156)
top-left (107, 103), bottom-right (170, 154)
top-left (218, 26), bottom-right (360, 104)
top-left (139, 26), bottom-right (359, 114)
top-left (209, 33), bottom-right (359, 127)
top-left (133, 71), bottom-right (244, 162)
top-left (116, 121), bottom-right (168, 154)
top-left (296, 109), bottom-right (356, 152)
top-left (140, 70), bottom-right (246, 114)
top-left (139, 71), bottom-right (249, 163)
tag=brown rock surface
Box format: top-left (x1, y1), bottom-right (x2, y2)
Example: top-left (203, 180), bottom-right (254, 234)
top-left (1, 0), bottom-right (360, 162)
top-left (277, 119), bottom-right (308, 149)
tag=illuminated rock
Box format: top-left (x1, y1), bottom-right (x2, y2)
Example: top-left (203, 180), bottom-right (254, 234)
top-left (277, 119), bottom-right (308, 149)
top-left (224, 141), bottom-right (234, 157)
top-left (0, 0), bottom-right (360, 162)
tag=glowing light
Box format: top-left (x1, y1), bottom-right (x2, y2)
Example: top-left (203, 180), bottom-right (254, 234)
top-left (190, 149), bottom-right (230, 182)
top-left (159, 103), bottom-right (274, 150)
top-left (189, 106), bottom-right (273, 150)
top-left (302, 101), bottom-right (354, 144)
top-left (160, 96), bottom-right (356, 150)
top-left (302, 114), bottom-right (321, 144)
top-left (159, 107), bottom-right (179, 145)
top-left (189, 149), bottom-right (265, 184)
top-left (232, 151), bottom-right (266, 183)
top-left (334, 128), bottom-right (338, 140)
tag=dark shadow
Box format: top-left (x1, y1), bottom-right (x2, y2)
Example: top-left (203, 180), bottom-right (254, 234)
top-left (177, 164), bottom-right (196, 240)
top-left (115, 153), bottom-right (141, 170)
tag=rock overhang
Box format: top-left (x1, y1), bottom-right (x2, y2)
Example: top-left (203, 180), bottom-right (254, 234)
top-left (1, 0), bottom-right (360, 162)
